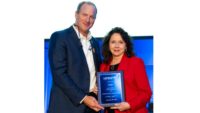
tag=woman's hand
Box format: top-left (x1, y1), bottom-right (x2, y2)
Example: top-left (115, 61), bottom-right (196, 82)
top-left (110, 102), bottom-right (130, 111)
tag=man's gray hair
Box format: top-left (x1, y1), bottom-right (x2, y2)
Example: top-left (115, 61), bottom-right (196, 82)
top-left (76, 1), bottom-right (97, 15)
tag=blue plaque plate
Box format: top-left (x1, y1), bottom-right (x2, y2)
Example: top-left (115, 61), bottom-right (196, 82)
top-left (97, 71), bottom-right (125, 107)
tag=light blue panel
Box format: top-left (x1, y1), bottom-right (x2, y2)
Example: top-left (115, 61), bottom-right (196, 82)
top-left (134, 39), bottom-right (153, 66)
top-left (145, 65), bottom-right (153, 103)
top-left (44, 40), bottom-right (52, 113)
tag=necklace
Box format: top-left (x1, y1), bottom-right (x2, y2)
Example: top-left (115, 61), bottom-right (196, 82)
top-left (110, 63), bottom-right (119, 71)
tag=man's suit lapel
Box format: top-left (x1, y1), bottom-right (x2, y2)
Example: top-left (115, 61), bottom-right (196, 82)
top-left (90, 38), bottom-right (100, 72)
top-left (68, 26), bottom-right (89, 71)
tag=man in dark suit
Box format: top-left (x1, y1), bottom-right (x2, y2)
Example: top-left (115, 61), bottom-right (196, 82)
top-left (48, 1), bottom-right (104, 113)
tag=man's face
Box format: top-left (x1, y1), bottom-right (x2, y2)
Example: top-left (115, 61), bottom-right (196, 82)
top-left (75, 4), bottom-right (96, 36)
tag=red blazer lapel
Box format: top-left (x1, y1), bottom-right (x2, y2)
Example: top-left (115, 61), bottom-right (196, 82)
top-left (100, 54), bottom-right (130, 72)
top-left (117, 54), bottom-right (129, 72)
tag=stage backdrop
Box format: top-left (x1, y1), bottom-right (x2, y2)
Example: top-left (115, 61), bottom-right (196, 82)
top-left (44, 36), bottom-right (153, 113)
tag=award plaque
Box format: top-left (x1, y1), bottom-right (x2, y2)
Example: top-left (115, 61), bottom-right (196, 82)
top-left (97, 71), bottom-right (125, 107)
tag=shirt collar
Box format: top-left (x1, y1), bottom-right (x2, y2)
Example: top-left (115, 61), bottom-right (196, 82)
top-left (73, 25), bottom-right (92, 41)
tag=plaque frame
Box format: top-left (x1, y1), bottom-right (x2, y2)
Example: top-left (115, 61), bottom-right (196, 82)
top-left (97, 71), bottom-right (125, 107)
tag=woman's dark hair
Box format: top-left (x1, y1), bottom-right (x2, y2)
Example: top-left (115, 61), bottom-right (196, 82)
top-left (102, 27), bottom-right (135, 64)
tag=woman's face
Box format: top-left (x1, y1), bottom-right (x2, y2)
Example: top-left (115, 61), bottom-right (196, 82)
top-left (109, 33), bottom-right (126, 58)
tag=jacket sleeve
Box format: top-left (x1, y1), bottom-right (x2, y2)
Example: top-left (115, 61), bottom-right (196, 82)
top-left (129, 58), bottom-right (152, 112)
top-left (48, 32), bottom-right (86, 106)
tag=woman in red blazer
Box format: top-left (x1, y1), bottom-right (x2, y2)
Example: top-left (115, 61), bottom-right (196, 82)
top-left (100, 27), bottom-right (152, 113)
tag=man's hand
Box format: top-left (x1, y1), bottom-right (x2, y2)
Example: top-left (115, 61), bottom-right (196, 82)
top-left (83, 96), bottom-right (104, 111)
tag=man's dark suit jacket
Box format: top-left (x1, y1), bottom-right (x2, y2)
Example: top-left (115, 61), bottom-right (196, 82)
top-left (48, 26), bottom-right (101, 113)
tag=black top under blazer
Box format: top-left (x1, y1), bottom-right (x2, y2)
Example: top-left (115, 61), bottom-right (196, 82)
top-left (48, 26), bottom-right (101, 113)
